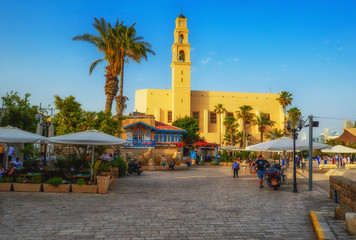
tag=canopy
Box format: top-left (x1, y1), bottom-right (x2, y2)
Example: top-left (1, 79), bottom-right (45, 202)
top-left (0, 126), bottom-right (47, 143)
top-left (321, 145), bottom-right (356, 153)
top-left (333, 128), bottom-right (356, 145)
top-left (245, 137), bottom-right (329, 151)
top-left (46, 130), bottom-right (129, 146)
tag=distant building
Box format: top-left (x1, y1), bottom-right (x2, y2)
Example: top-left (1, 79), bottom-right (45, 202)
top-left (324, 128), bottom-right (330, 137)
top-left (343, 120), bottom-right (353, 129)
top-left (300, 132), bottom-right (307, 141)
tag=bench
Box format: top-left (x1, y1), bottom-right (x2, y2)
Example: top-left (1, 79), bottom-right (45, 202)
top-left (345, 164), bottom-right (356, 169)
top-left (319, 164), bottom-right (337, 170)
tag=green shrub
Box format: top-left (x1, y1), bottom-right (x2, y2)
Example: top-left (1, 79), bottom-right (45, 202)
top-left (16, 177), bottom-right (26, 183)
top-left (76, 178), bottom-right (86, 185)
top-left (113, 157), bottom-right (127, 177)
top-left (28, 175), bottom-right (41, 184)
top-left (0, 177), bottom-right (13, 183)
top-left (98, 161), bottom-right (110, 172)
top-left (46, 177), bottom-right (63, 187)
top-left (211, 160), bottom-right (217, 165)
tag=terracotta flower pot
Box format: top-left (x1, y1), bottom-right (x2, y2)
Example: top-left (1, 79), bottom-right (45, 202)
top-left (97, 175), bottom-right (110, 194)
top-left (13, 183), bottom-right (41, 192)
top-left (0, 183), bottom-right (12, 191)
top-left (43, 183), bottom-right (70, 193)
top-left (72, 184), bottom-right (98, 193)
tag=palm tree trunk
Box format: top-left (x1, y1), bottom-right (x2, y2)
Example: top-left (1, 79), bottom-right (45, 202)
top-left (261, 130), bottom-right (264, 143)
top-left (116, 60), bottom-right (127, 116)
top-left (219, 113), bottom-right (221, 145)
top-left (104, 67), bottom-right (119, 115)
top-left (283, 105), bottom-right (286, 134)
top-left (242, 122), bottom-right (246, 148)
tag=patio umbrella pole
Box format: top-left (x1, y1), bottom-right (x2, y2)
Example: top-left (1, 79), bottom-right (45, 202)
top-left (91, 146), bottom-right (94, 182)
top-left (5, 143), bottom-right (9, 169)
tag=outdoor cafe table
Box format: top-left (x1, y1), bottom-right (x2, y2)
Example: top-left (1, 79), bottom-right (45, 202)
top-left (72, 173), bottom-right (91, 179)
top-left (19, 173), bottom-right (41, 177)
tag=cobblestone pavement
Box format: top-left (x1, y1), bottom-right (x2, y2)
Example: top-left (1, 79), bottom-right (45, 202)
top-left (0, 166), bottom-right (338, 240)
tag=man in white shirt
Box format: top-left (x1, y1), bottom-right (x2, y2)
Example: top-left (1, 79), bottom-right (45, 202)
top-left (5, 145), bottom-right (16, 165)
top-left (12, 158), bottom-right (23, 169)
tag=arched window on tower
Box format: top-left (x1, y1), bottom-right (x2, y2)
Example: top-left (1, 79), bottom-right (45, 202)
top-left (179, 50), bottom-right (185, 62)
top-left (179, 34), bottom-right (184, 44)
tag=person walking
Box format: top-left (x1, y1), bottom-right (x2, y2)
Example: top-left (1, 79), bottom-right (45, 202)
top-left (161, 155), bottom-right (167, 171)
top-left (232, 160), bottom-right (240, 178)
top-left (255, 155), bottom-right (269, 188)
top-left (242, 158), bottom-right (247, 174)
top-left (5, 145), bottom-right (15, 166)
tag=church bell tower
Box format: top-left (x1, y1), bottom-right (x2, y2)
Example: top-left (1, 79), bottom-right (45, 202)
top-left (171, 14), bottom-right (192, 121)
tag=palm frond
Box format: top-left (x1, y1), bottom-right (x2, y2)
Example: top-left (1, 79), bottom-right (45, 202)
top-left (89, 59), bottom-right (104, 75)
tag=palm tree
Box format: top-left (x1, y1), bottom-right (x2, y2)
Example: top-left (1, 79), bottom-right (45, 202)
top-left (73, 17), bottom-right (123, 115)
top-left (265, 128), bottom-right (284, 140)
top-left (255, 113), bottom-right (275, 143)
top-left (287, 107), bottom-right (302, 128)
top-left (113, 24), bottom-right (155, 116)
top-left (214, 104), bottom-right (226, 145)
top-left (277, 91), bottom-right (293, 134)
top-left (236, 105), bottom-right (254, 148)
top-left (223, 116), bottom-right (239, 145)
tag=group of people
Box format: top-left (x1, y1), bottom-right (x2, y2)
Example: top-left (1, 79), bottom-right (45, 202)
top-left (160, 155), bottom-right (175, 171)
top-left (232, 155), bottom-right (270, 188)
top-left (316, 154), bottom-right (355, 166)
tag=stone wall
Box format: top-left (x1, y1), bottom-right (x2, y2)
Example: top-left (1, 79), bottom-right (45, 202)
top-left (330, 176), bottom-right (356, 212)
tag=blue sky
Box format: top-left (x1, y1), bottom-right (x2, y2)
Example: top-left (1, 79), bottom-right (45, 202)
top-left (0, 0), bottom-right (355, 136)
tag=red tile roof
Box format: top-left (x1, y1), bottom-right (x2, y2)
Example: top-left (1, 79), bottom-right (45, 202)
top-left (154, 121), bottom-right (186, 132)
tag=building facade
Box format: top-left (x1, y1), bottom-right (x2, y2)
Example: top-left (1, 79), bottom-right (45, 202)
top-left (135, 14), bottom-right (284, 144)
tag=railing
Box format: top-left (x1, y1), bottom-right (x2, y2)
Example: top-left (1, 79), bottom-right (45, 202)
top-left (125, 140), bottom-right (155, 148)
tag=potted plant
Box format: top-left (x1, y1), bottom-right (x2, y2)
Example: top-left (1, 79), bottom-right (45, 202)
top-left (43, 177), bottom-right (70, 193)
top-left (13, 176), bottom-right (41, 192)
top-left (110, 157), bottom-right (127, 177)
top-left (71, 178), bottom-right (97, 193)
top-left (97, 173), bottom-right (110, 194)
top-left (0, 177), bottom-right (13, 191)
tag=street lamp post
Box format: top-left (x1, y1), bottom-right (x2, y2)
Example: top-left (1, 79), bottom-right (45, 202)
top-left (36, 113), bottom-right (51, 167)
top-left (287, 119), bottom-right (304, 193)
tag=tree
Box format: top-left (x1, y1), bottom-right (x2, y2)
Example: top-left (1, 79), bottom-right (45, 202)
top-left (52, 95), bottom-right (83, 135)
top-left (172, 116), bottom-right (200, 144)
top-left (236, 105), bottom-right (254, 148)
top-left (113, 23), bottom-right (155, 116)
top-left (0, 91), bottom-right (38, 132)
top-left (277, 91), bottom-right (293, 134)
top-left (265, 128), bottom-right (284, 140)
top-left (73, 17), bottom-right (123, 115)
top-left (287, 107), bottom-right (302, 128)
top-left (52, 95), bottom-right (122, 136)
top-left (214, 104), bottom-right (226, 145)
top-left (254, 113), bottom-right (275, 143)
top-left (223, 116), bottom-right (239, 145)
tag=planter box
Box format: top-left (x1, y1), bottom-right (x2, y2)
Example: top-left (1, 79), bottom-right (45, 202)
top-left (97, 175), bottom-right (110, 194)
top-left (0, 183), bottom-right (12, 191)
top-left (13, 183), bottom-right (41, 192)
top-left (72, 184), bottom-right (98, 193)
top-left (43, 183), bottom-right (70, 193)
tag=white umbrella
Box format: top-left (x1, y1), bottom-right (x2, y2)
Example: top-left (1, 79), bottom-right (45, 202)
top-left (46, 130), bottom-right (129, 179)
top-left (0, 126), bottom-right (47, 168)
top-left (0, 126), bottom-right (47, 143)
top-left (245, 137), bottom-right (329, 151)
top-left (46, 130), bottom-right (129, 146)
top-left (321, 145), bottom-right (356, 153)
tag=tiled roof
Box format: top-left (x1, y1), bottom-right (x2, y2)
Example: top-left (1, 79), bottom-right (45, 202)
top-left (155, 121), bottom-right (187, 132)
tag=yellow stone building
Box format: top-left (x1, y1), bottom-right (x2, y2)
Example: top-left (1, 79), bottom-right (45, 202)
top-left (135, 14), bottom-right (284, 145)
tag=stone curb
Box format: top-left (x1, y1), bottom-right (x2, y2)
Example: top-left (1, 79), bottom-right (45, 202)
top-left (310, 211), bottom-right (336, 240)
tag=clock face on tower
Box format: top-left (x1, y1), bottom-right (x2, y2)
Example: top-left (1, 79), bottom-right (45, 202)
top-left (180, 21), bottom-right (184, 26)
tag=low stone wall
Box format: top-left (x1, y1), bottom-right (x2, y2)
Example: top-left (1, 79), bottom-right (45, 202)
top-left (330, 176), bottom-right (356, 212)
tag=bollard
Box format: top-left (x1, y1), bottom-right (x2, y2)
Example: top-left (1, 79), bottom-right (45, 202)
top-left (334, 190), bottom-right (338, 203)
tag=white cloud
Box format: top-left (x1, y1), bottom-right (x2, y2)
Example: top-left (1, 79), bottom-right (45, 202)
top-left (233, 58), bottom-right (239, 62)
top-left (200, 57), bottom-right (211, 65)
top-left (190, 47), bottom-right (196, 52)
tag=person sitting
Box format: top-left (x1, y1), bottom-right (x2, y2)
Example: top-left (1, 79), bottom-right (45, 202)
top-left (12, 157), bottom-right (23, 169)
top-left (7, 164), bottom-right (16, 176)
top-left (0, 164), bottom-right (4, 179)
top-left (169, 158), bottom-right (175, 170)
